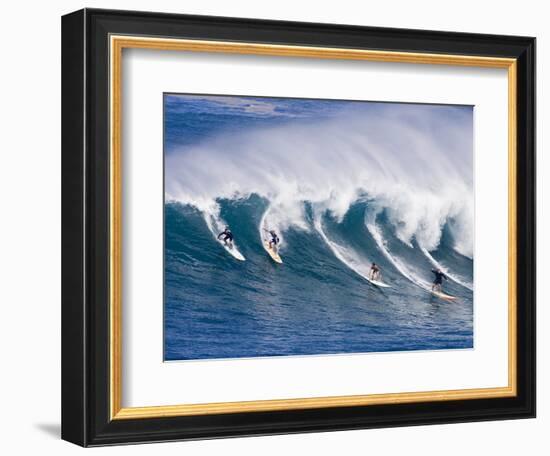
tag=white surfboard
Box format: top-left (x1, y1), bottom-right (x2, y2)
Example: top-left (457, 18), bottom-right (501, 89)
top-left (219, 240), bottom-right (245, 261)
top-left (367, 278), bottom-right (391, 288)
top-left (431, 290), bottom-right (457, 301)
top-left (264, 241), bottom-right (282, 264)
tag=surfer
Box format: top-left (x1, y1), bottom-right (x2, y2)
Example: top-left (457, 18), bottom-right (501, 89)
top-left (217, 226), bottom-right (234, 246)
top-left (263, 228), bottom-right (280, 251)
top-left (431, 268), bottom-right (448, 292)
top-left (369, 263), bottom-right (381, 281)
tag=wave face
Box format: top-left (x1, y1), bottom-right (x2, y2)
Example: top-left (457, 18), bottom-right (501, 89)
top-left (164, 95), bottom-right (474, 361)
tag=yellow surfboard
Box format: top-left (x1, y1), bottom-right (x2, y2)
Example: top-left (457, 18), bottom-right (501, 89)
top-left (264, 242), bottom-right (282, 264)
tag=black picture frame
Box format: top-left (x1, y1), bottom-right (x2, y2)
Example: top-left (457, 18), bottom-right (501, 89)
top-left (62, 8), bottom-right (535, 447)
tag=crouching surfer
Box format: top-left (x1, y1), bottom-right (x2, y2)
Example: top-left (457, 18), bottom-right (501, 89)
top-left (431, 268), bottom-right (448, 292)
top-left (217, 226), bottom-right (234, 247)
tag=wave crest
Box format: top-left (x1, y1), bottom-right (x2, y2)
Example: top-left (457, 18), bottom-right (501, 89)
top-left (165, 104), bottom-right (473, 255)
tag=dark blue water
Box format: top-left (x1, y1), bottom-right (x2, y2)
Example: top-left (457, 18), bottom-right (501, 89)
top-left (164, 197), bottom-right (473, 361)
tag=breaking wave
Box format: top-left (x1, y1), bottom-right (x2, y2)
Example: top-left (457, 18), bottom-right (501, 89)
top-left (165, 104), bottom-right (473, 289)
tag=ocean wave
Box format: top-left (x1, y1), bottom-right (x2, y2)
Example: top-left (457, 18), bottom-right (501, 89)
top-left (166, 197), bottom-right (473, 297)
top-left (165, 104), bottom-right (473, 257)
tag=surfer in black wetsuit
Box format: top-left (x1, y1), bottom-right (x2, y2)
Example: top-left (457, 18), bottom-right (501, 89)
top-left (431, 268), bottom-right (448, 292)
top-left (217, 226), bottom-right (234, 246)
top-left (264, 228), bottom-right (280, 251)
top-left (369, 262), bottom-right (381, 281)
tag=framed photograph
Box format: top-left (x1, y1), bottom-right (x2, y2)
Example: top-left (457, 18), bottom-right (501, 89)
top-left (61, 8), bottom-right (535, 446)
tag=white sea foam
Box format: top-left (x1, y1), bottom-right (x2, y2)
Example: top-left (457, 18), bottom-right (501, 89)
top-left (165, 104), bottom-right (473, 256)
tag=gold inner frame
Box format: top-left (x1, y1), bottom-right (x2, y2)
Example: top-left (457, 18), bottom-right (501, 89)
top-left (109, 35), bottom-right (518, 420)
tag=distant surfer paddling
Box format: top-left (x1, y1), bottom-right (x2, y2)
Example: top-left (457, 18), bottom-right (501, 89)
top-left (263, 228), bottom-right (280, 252)
top-left (431, 268), bottom-right (448, 293)
top-left (369, 262), bottom-right (381, 281)
top-left (217, 226), bottom-right (234, 247)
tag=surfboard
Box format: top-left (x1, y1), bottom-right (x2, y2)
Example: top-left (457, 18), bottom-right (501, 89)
top-left (264, 242), bottom-right (282, 264)
top-left (431, 290), bottom-right (457, 301)
top-left (219, 240), bottom-right (245, 261)
top-left (367, 278), bottom-right (391, 288)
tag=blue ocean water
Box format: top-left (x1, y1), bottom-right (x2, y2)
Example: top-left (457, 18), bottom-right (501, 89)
top-left (163, 94), bottom-right (474, 361)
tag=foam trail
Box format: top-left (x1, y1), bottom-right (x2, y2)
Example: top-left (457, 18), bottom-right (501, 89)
top-left (204, 212), bottom-right (245, 261)
top-left (419, 246), bottom-right (473, 290)
top-left (313, 214), bottom-right (379, 284)
top-left (366, 223), bottom-right (432, 291)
